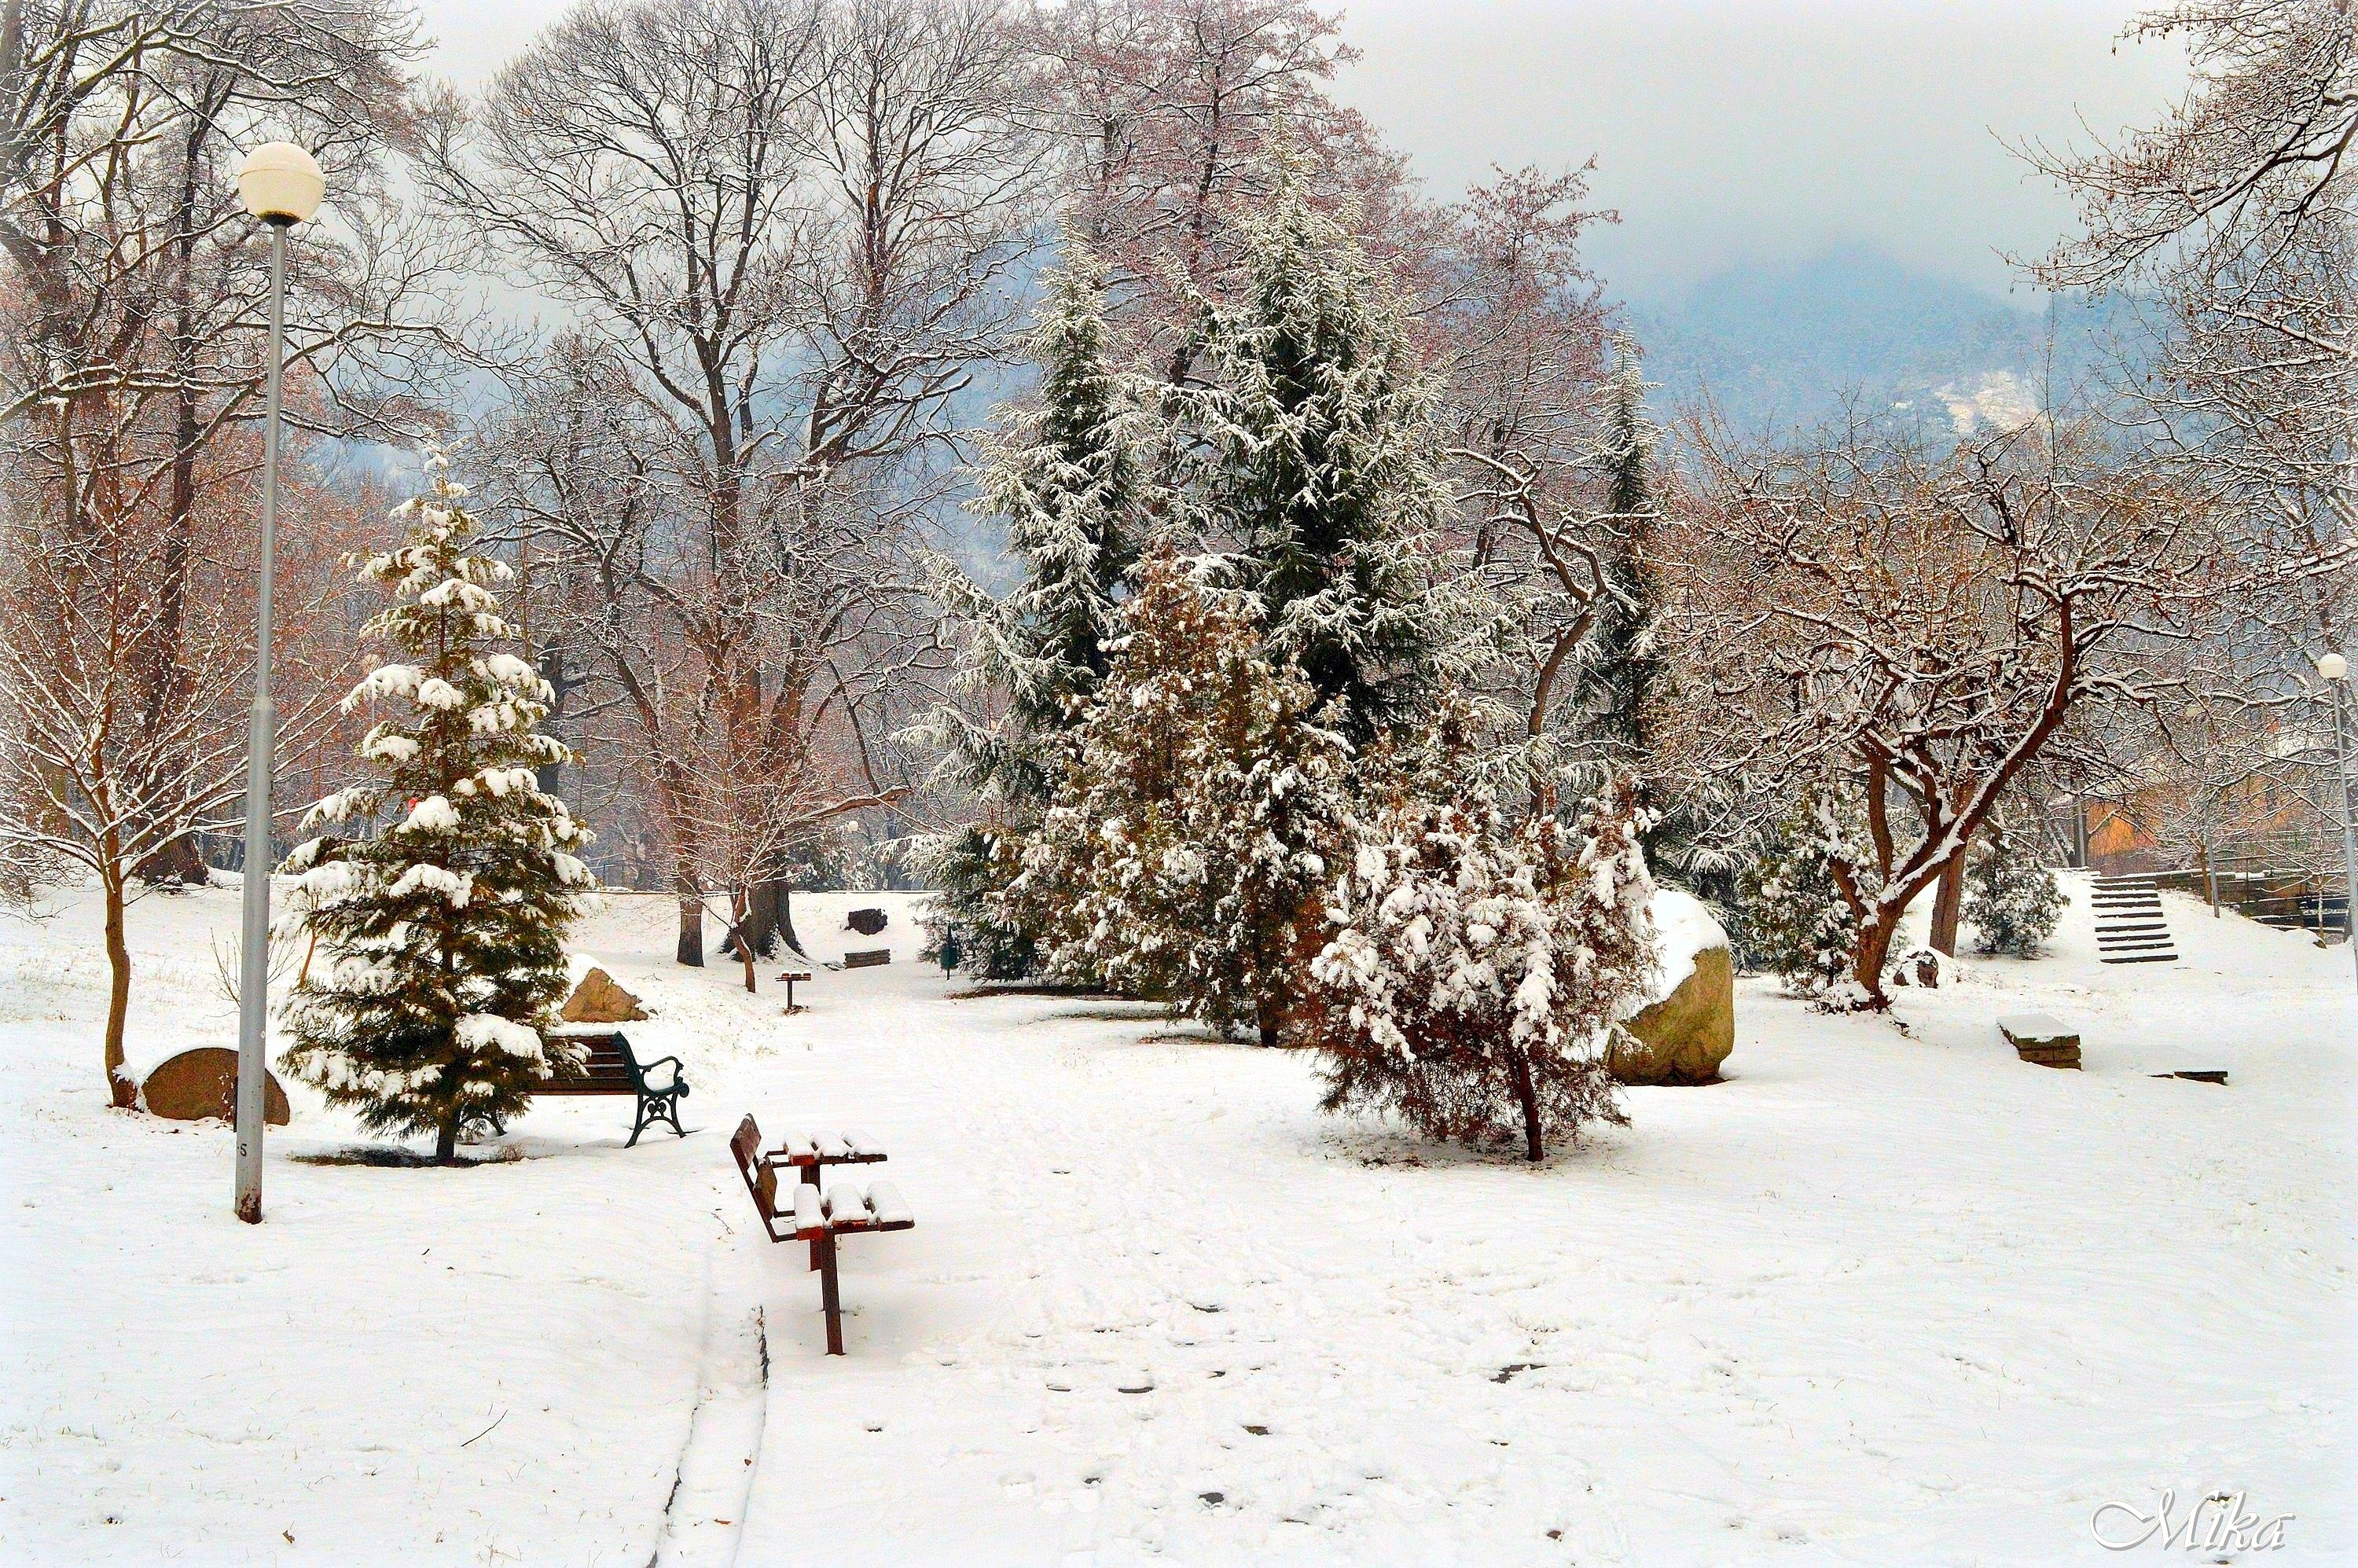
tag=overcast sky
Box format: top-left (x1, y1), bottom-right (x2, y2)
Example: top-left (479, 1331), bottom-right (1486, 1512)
top-left (415, 0), bottom-right (2191, 301)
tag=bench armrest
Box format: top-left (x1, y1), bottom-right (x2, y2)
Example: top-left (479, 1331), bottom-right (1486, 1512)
top-left (634, 1055), bottom-right (685, 1092)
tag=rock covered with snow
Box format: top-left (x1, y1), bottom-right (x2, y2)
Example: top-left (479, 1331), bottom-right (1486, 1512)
top-left (1611, 887), bottom-right (1736, 1085)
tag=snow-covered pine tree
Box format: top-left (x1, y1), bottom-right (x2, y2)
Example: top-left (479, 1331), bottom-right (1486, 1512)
top-left (1183, 162), bottom-right (1470, 742)
top-left (1728, 787), bottom-right (1864, 1002)
top-left (1009, 555), bottom-right (1351, 1044)
top-left (1966, 816), bottom-right (2064, 957)
top-left (1588, 338), bottom-right (1660, 765)
top-left (916, 241), bottom-right (1155, 979)
top-left (1306, 776), bottom-right (1649, 1161)
top-left (279, 452), bottom-right (595, 1163)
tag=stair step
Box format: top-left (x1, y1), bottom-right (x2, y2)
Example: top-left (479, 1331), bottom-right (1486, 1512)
top-left (2100, 952), bottom-right (2180, 964)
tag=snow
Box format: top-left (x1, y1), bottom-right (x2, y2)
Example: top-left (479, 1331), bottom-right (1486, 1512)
top-left (3, 874), bottom-right (2352, 1563)
top-left (1642, 886), bottom-right (1727, 1004)
top-left (454, 1013), bottom-right (542, 1059)
top-left (386, 863), bottom-right (472, 906)
top-left (400, 795), bottom-right (459, 835)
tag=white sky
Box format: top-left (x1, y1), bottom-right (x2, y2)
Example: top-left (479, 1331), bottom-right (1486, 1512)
top-left (417, 0), bottom-right (2191, 299)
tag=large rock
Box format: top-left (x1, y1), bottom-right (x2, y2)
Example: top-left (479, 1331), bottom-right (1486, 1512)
top-left (141, 1047), bottom-right (290, 1125)
top-left (1610, 890), bottom-right (1736, 1085)
top-left (561, 967), bottom-right (647, 1023)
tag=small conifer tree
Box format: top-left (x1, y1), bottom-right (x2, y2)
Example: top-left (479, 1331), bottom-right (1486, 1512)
top-left (1306, 777), bottom-right (1649, 1161)
top-left (1010, 556), bottom-right (1351, 1043)
top-left (279, 453), bottom-right (595, 1162)
top-left (1966, 817), bottom-right (2064, 957)
top-left (1728, 788), bottom-right (1861, 1000)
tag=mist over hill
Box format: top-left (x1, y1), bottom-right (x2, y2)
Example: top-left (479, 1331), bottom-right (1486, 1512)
top-left (1622, 248), bottom-right (2145, 442)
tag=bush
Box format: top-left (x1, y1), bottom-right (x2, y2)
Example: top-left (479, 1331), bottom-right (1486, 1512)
top-left (1303, 778), bottom-right (1650, 1161)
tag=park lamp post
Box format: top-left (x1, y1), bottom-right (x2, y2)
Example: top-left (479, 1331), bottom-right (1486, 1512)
top-left (2323, 652), bottom-right (2357, 994)
top-left (232, 141), bottom-right (325, 1225)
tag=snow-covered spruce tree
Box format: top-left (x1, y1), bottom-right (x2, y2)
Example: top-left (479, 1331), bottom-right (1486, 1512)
top-left (916, 241), bottom-right (1155, 980)
top-left (1181, 162), bottom-right (1471, 743)
top-left (279, 454), bottom-right (595, 1163)
top-left (1966, 816), bottom-right (2064, 958)
top-left (1728, 788), bottom-right (1862, 1003)
top-left (1586, 337), bottom-right (1660, 766)
top-left (1306, 776), bottom-right (1651, 1161)
top-left (1008, 556), bottom-right (1351, 1044)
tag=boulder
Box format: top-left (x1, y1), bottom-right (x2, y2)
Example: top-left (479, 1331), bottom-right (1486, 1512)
top-left (1610, 890), bottom-right (1736, 1085)
top-left (141, 1047), bottom-right (289, 1125)
top-left (561, 967), bottom-right (648, 1023)
top-left (847, 907), bottom-right (888, 936)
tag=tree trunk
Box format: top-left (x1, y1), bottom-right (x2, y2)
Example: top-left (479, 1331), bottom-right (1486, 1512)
top-left (729, 889), bottom-right (758, 994)
top-left (1509, 1048), bottom-right (1544, 1162)
top-left (721, 877), bottom-right (781, 960)
top-left (777, 887), bottom-right (805, 960)
top-left (1255, 979), bottom-right (1287, 1047)
top-left (1928, 844), bottom-right (1968, 956)
top-left (435, 1115), bottom-right (459, 1165)
top-left (1849, 906), bottom-right (1901, 1008)
top-left (676, 884), bottom-right (704, 967)
top-left (102, 864), bottom-right (136, 1109)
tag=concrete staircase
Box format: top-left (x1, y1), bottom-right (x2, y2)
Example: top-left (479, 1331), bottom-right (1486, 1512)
top-left (2091, 873), bottom-right (2178, 964)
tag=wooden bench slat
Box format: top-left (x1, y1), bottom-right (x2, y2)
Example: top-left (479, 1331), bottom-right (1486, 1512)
top-left (823, 1185), bottom-right (871, 1229)
top-left (865, 1181), bottom-right (913, 1229)
top-left (792, 1182), bottom-right (825, 1236)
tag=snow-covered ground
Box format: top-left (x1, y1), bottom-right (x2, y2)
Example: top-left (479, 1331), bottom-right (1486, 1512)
top-left (2, 873), bottom-right (2351, 1565)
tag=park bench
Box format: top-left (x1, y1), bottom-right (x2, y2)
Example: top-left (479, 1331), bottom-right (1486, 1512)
top-left (540, 1026), bottom-right (690, 1145)
top-left (731, 1114), bottom-right (913, 1355)
top-left (777, 965), bottom-right (814, 1012)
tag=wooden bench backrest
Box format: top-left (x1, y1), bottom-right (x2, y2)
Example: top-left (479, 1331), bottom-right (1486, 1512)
top-left (550, 1030), bottom-right (637, 1089)
top-left (730, 1114), bottom-right (777, 1221)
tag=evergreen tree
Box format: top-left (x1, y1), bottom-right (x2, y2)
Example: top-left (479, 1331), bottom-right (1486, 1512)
top-left (1966, 816), bottom-right (2064, 957)
top-left (1588, 338), bottom-right (1660, 762)
top-left (1306, 776), bottom-right (1648, 1161)
top-left (1010, 556), bottom-right (1351, 1043)
top-left (279, 454), bottom-right (595, 1163)
top-left (1184, 167), bottom-right (1469, 742)
top-left (1728, 788), bottom-right (1860, 1000)
top-left (916, 242), bottom-right (1155, 979)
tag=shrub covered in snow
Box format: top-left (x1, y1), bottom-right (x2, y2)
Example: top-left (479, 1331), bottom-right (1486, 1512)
top-left (1009, 556), bottom-right (1351, 1043)
top-left (1302, 777), bottom-right (1651, 1161)
top-left (1967, 818), bottom-right (2063, 958)
top-left (277, 453), bottom-right (593, 1162)
top-left (1728, 788), bottom-right (1861, 1004)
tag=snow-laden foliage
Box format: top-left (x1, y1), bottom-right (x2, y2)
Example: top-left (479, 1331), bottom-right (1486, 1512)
top-left (1008, 556), bottom-right (1351, 1042)
top-left (1180, 161), bottom-right (1480, 742)
top-left (1304, 777), bottom-right (1650, 1161)
top-left (914, 242), bottom-right (1158, 980)
top-left (277, 453), bottom-right (593, 1161)
top-left (1729, 788), bottom-right (1863, 1004)
top-left (1966, 817), bottom-right (2064, 958)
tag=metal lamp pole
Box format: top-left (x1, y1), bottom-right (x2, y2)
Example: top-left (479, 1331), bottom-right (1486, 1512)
top-left (233, 142), bottom-right (325, 1225)
top-left (2322, 652), bottom-right (2356, 994)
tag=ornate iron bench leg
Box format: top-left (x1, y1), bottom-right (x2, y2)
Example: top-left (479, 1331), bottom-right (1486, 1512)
top-left (627, 1095), bottom-right (652, 1148)
top-left (817, 1230), bottom-right (843, 1356)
